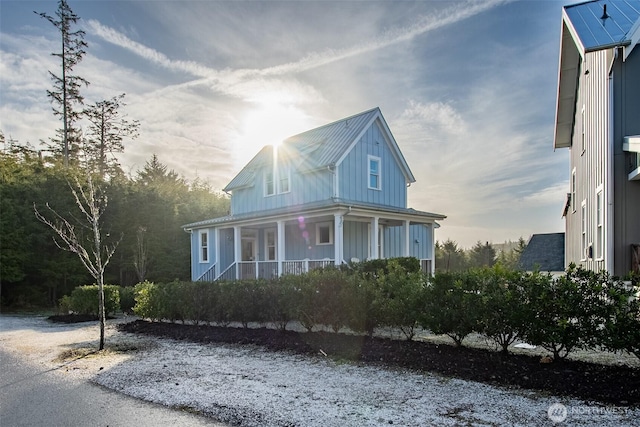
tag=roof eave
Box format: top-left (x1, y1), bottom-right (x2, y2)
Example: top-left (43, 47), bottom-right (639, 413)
top-left (554, 12), bottom-right (584, 150)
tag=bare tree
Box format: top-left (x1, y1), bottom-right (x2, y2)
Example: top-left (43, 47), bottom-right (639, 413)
top-left (34, 173), bottom-right (120, 350)
top-left (36, 0), bottom-right (89, 167)
top-left (133, 226), bottom-right (148, 282)
top-left (83, 93), bottom-right (140, 178)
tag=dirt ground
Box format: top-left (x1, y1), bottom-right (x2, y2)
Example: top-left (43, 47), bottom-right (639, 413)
top-left (117, 319), bottom-right (640, 406)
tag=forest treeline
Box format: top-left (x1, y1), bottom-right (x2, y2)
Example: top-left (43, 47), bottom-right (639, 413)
top-left (0, 146), bottom-right (229, 307)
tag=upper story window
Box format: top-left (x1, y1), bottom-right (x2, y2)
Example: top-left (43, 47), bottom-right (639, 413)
top-left (264, 167), bottom-right (290, 196)
top-left (316, 222), bottom-right (333, 245)
top-left (571, 169), bottom-right (576, 213)
top-left (368, 155), bottom-right (381, 190)
top-left (199, 230), bottom-right (209, 263)
top-left (581, 105), bottom-right (586, 154)
top-left (279, 169), bottom-right (290, 194)
top-left (264, 170), bottom-right (275, 196)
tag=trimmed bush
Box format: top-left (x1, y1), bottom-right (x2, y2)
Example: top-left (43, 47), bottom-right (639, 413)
top-left (477, 267), bottom-right (530, 354)
top-left (119, 286), bottom-right (136, 313)
top-left (68, 284), bottom-right (120, 316)
top-left (421, 271), bottom-right (482, 346)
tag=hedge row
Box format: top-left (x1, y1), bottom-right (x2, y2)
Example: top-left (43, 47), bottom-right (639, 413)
top-left (58, 284), bottom-right (136, 316)
top-left (131, 260), bottom-right (639, 360)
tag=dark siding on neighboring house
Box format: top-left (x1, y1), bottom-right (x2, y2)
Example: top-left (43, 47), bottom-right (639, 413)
top-left (612, 48), bottom-right (640, 275)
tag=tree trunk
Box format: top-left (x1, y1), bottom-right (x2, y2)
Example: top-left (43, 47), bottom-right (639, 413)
top-left (98, 277), bottom-right (105, 350)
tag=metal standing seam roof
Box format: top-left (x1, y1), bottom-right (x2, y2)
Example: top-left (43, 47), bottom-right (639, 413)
top-left (554, 0), bottom-right (640, 149)
top-left (564, 0), bottom-right (640, 52)
top-left (223, 107), bottom-right (415, 191)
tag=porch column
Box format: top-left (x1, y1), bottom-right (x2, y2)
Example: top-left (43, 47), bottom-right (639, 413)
top-left (234, 226), bottom-right (241, 279)
top-left (370, 217), bottom-right (379, 259)
top-left (403, 220), bottom-right (410, 257)
top-left (334, 213), bottom-right (343, 266)
top-left (277, 220), bottom-right (285, 276)
top-left (214, 228), bottom-right (220, 278)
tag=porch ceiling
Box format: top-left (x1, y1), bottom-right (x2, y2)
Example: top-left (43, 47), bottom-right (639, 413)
top-left (183, 199), bottom-right (445, 231)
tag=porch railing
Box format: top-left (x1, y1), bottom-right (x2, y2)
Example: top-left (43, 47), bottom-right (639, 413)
top-left (205, 258), bottom-right (432, 281)
top-left (196, 263), bottom-right (217, 282)
top-left (420, 259), bottom-right (432, 275)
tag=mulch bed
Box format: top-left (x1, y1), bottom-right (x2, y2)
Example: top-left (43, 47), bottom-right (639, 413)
top-left (119, 319), bottom-right (640, 406)
top-left (48, 314), bottom-right (115, 323)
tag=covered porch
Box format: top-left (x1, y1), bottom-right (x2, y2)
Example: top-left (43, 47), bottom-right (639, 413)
top-left (187, 202), bottom-right (443, 282)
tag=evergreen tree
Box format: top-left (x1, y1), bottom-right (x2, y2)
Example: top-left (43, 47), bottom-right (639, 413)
top-left (36, 0), bottom-right (89, 167)
top-left (83, 93), bottom-right (139, 178)
top-left (468, 241), bottom-right (496, 268)
top-left (435, 239), bottom-right (467, 272)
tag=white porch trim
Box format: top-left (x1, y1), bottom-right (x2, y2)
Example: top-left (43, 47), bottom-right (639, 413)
top-left (277, 220), bottom-right (285, 276)
top-left (334, 213), bottom-right (344, 266)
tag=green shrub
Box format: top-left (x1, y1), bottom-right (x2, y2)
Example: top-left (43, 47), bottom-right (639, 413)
top-left (133, 281), bottom-right (160, 320)
top-left (520, 266), bottom-right (608, 360)
top-left (68, 284), bottom-right (120, 316)
top-left (477, 267), bottom-right (530, 354)
top-left (421, 271), bottom-right (482, 346)
top-left (119, 286), bottom-right (136, 313)
top-left (600, 276), bottom-right (640, 360)
top-left (376, 260), bottom-right (426, 340)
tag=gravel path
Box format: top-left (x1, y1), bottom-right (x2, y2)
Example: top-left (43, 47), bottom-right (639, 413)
top-left (1, 315), bottom-right (638, 426)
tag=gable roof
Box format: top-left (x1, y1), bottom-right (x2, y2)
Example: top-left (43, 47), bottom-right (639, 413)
top-left (519, 233), bottom-right (565, 272)
top-left (224, 108), bottom-right (415, 191)
top-left (554, 0), bottom-right (640, 149)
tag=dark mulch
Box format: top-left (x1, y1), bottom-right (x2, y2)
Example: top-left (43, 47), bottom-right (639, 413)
top-left (119, 320), bottom-right (640, 406)
top-left (48, 314), bottom-right (115, 323)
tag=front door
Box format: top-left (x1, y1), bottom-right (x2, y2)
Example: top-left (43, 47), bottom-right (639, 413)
top-left (240, 236), bottom-right (257, 279)
top-left (241, 238), bottom-right (256, 261)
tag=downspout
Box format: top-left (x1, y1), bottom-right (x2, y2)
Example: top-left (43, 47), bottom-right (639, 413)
top-left (606, 49), bottom-right (616, 274)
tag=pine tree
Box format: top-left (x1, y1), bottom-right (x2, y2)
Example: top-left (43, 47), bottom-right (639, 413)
top-left (36, 0), bottom-right (89, 167)
top-left (83, 94), bottom-right (140, 178)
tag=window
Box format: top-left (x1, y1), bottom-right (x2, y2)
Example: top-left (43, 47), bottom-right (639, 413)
top-left (581, 106), bottom-right (586, 154)
top-left (199, 231), bottom-right (209, 263)
top-left (265, 229), bottom-right (276, 261)
top-left (571, 169), bottom-right (576, 212)
top-left (368, 155), bottom-right (381, 190)
top-left (596, 189), bottom-right (603, 259)
top-left (581, 200), bottom-right (587, 260)
top-left (316, 222), bottom-right (333, 245)
top-left (279, 169), bottom-right (290, 194)
top-left (265, 167), bottom-right (289, 196)
top-left (264, 170), bottom-right (275, 196)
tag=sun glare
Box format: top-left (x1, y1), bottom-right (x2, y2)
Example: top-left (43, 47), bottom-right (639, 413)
top-left (234, 99), bottom-right (309, 168)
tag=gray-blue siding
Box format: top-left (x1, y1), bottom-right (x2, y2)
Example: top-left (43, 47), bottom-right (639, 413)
top-left (230, 166), bottom-right (334, 215)
top-left (191, 222), bottom-right (433, 280)
top-left (338, 122), bottom-right (407, 207)
top-left (229, 121), bottom-right (409, 216)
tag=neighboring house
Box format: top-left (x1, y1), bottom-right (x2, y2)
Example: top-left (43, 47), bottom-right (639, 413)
top-left (184, 108), bottom-right (446, 281)
top-left (519, 233), bottom-right (566, 276)
top-left (554, 0), bottom-right (640, 275)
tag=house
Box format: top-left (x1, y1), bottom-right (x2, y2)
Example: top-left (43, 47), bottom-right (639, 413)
top-left (554, 0), bottom-right (640, 275)
top-left (518, 233), bottom-right (566, 276)
top-left (183, 108), bottom-right (446, 281)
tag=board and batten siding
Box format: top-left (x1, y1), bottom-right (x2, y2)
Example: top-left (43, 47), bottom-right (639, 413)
top-left (230, 163), bottom-right (334, 215)
top-left (383, 224), bottom-right (433, 260)
top-left (338, 120), bottom-right (408, 208)
top-left (566, 49), bottom-right (610, 272)
top-left (611, 46), bottom-right (640, 275)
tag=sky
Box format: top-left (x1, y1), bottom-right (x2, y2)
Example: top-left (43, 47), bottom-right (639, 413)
top-left (0, 0), bottom-right (570, 248)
